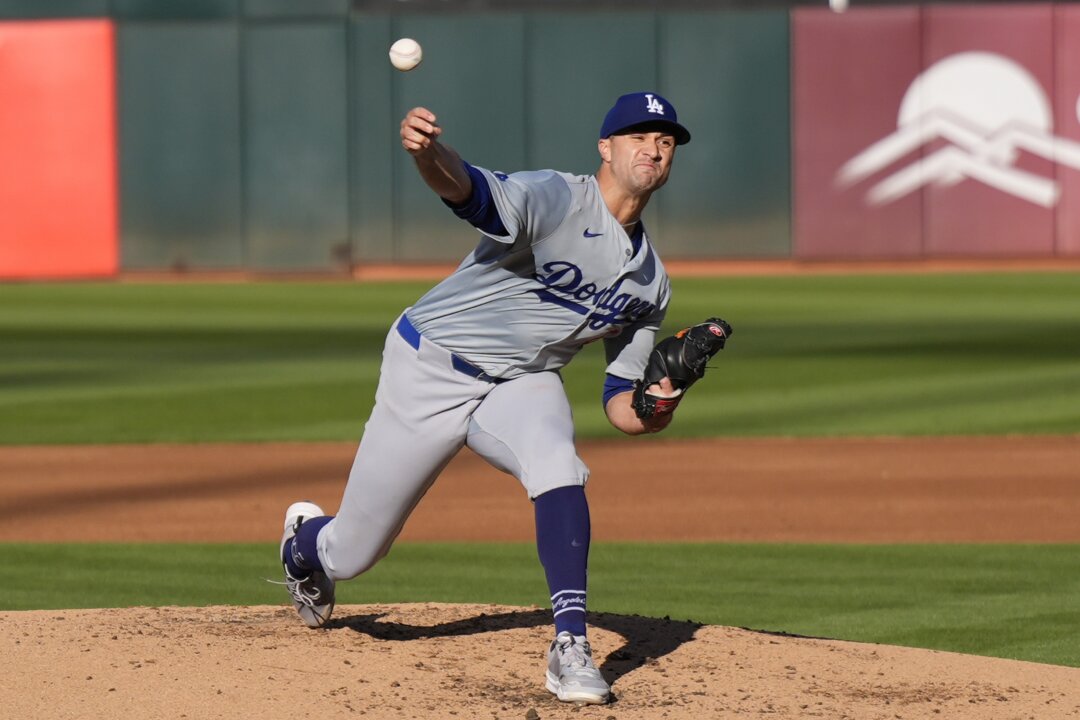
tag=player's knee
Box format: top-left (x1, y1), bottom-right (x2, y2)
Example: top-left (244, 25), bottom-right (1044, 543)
top-left (525, 455), bottom-right (589, 499)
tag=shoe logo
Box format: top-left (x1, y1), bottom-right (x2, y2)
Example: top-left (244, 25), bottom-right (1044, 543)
top-left (570, 538), bottom-right (584, 547)
top-left (583, 228), bottom-right (603, 237)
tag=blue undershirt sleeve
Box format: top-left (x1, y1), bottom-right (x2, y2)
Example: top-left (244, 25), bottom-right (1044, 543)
top-left (602, 373), bottom-right (636, 407)
top-left (442, 162), bottom-right (508, 236)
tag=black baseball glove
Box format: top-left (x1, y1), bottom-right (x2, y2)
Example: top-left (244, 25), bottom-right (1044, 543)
top-left (631, 317), bottom-right (733, 420)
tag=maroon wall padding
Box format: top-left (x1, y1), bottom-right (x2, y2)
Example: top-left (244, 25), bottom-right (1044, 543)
top-left (922, 5), bottom-right (1055, 256)
top-left (792, 7), bottom-right (923, 259)
top-left (1055, 5), bottom-right (1080, 256)
top-left (793, 4), bottom-right (1080, 259)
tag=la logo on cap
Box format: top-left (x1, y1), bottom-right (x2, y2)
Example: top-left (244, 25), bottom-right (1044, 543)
top-left (645, 94), bottom-right (665, 115)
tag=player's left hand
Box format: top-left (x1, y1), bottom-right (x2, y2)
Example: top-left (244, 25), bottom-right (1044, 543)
top-left (640, 378), bottom-right (678, 432)
top-left (631, 317), bottom-right (733, 420)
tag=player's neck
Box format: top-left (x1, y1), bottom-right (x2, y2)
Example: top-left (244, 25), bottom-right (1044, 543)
top-left (596, 170), bottom-right (652, 228)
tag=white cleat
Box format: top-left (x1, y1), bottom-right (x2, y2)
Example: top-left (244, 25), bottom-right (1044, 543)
top-left (279, 501), bottom-right (335, 628)
top-left (545, 631), bottom-right (611, 704)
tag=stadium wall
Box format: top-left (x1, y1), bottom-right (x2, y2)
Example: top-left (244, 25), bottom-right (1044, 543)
top-left (1, 1), bottom-right (1078, 277)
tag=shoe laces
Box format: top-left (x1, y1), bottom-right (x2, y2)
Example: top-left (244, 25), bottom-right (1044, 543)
top-left (556, 634), bottom-right (595, 670)
top-left (268, 567), bottom-right (324, 608)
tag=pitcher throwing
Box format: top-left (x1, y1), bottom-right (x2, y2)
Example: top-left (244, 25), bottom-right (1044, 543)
top-left (278, 91), bottom-right (731, 705)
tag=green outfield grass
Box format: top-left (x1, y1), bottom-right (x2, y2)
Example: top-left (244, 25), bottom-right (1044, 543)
top-left (4, 542), bottom-right (1078, 668)
top-left (2, 272), bottom-right (1079, 444)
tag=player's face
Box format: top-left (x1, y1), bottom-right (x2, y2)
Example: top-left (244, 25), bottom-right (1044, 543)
top-left (602, 131), bottom-right (676, 195)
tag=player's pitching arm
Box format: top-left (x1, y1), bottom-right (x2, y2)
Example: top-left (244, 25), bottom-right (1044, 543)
top-left (400, 106), bottom-right (471, 204)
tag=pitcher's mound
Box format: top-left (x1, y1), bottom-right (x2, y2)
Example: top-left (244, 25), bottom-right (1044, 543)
top-left (4, 603), bottom-right (1078, 719)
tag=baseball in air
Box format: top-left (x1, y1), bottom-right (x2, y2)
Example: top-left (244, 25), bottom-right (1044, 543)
top-left (389, 38), bottom-right (423, 72)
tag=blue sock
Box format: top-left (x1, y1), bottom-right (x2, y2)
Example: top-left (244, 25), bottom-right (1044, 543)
top-left (283, 515), bottom-right (332, 577)
top-left (534, 485), bottom-right (589, 637)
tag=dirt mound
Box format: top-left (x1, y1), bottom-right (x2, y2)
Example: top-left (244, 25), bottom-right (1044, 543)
top-left (5, 603), bottom-right (1079, 720)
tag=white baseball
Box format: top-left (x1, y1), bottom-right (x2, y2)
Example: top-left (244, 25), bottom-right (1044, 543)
top-left (389, 38), bottom-right (423, 72)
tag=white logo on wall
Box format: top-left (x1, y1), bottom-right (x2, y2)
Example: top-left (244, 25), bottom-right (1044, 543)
top-left (836, 51), bottom-right (1080, 208)
top-left (645, 94), bottom-right (665, 115)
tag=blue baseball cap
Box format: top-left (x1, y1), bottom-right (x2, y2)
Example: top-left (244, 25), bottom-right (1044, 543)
top-left (599, 92), bottom-right (691, 145)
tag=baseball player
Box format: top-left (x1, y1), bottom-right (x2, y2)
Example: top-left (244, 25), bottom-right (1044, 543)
top-left (278, 91), bottom-right (731, 705)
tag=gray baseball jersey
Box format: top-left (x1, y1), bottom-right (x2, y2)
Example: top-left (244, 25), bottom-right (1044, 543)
top-left (315, 165), bottom-right (672, 582)
top-left (407, 167), bottom-right (671, 381)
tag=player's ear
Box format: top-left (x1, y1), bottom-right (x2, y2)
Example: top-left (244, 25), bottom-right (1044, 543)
top-left (597, 138), bottom-right (611, 163)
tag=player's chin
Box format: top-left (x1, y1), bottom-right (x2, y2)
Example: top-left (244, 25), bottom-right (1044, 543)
top-left (633, 168), bottom-right (668, 193)
top-left (628, 176), bottom-right (664, 196)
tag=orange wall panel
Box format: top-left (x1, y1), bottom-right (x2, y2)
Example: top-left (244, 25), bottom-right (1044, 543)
top-left (0, 20), bottom-right (117, 279)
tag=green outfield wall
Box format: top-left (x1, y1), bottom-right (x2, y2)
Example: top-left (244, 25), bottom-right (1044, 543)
top-left (0, 0), bottom-right (792, 272)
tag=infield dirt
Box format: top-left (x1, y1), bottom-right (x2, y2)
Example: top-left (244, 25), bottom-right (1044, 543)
top-left (4, 437), bottom-right (1080, 719)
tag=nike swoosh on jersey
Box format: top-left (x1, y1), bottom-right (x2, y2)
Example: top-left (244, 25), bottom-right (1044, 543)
top-left (582, 228), bottom-right (603, 238)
